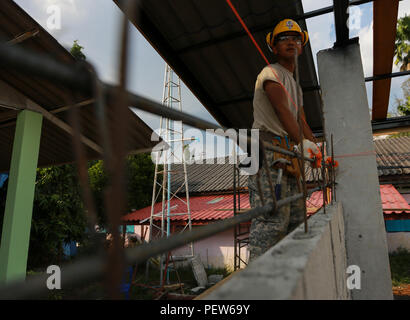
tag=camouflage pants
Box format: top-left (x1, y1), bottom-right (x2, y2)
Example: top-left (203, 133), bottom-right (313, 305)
top-left (248, 149), bottom-right (304, 261)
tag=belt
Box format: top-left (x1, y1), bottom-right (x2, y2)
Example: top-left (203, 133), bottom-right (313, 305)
top-left (259, 131), bottom-right (301, 179)
top-left (259, 131), bottom-right (293, 150)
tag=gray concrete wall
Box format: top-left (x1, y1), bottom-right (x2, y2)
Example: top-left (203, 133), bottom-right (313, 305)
top-left (317, 41), bottom-right (393, 299)
top-left (201, 202), bottom-right (350, 300)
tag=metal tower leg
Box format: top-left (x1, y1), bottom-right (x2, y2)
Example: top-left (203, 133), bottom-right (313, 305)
top-left (146, 64), bottom-right (194, 285)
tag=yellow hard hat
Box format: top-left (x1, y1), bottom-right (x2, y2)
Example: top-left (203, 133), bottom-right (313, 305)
top-left (266, 19), bottom-right (309, 50)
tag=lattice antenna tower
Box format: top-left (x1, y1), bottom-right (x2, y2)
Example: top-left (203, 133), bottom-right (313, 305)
top-left (147, 64), bottom-right (193, 284)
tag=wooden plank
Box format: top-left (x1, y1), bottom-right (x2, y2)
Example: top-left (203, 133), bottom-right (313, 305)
top-left (372, 0), bottom-right (399, 120)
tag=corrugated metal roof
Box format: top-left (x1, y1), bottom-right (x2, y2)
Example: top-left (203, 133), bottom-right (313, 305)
top-left (0, 0), bottom-right (158, 172)
top-left (114, 0), bottom-right (323, 132)
top-left (375, 137), bottom-right (410, 176)
top-left (170, 157), bottom-right (248, 194)
top-left (123, 193), bottom-right (249, 224)
top-left (304, 137), bottom-right (410, 182)
top-left (123, 192), bottom-right (330, 223)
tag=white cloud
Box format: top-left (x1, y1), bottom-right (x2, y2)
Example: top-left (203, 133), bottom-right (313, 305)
top-left (398, 0), bottom-right (410, 19)
top-left (302, 0), bottom-right (333, 13)
top-left (304, 13), bottom-right (335, 74)
top-left (358, 22), bottom-right (373, 77)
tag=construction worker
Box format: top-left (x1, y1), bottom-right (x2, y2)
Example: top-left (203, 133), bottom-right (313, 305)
top-left (248, 19), bottom-right (319, 261)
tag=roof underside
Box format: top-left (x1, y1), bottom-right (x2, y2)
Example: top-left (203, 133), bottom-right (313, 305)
top-left (114, 0), bottom-right (323, 131)
top-left (0, 0), bottom-right (158, 172)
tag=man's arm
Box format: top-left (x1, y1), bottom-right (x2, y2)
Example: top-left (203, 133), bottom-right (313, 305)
top-left (300, 107), bottom-right (316, 142)
top-left (263, 80), bottom-right (306, 143)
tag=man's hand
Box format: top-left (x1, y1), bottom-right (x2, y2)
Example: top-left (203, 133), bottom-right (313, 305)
top-left (299, 139), bottom-right (322, 168)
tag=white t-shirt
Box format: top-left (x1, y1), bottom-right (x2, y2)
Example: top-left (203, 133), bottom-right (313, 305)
top-left (252, 63), bottom-right (303, 137)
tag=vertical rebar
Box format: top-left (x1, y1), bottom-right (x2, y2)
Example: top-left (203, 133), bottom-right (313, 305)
top-left (321, 142), bottom-right (326, 214)
top-left (103, 0), bottom-right (138, 299)
top-left (331, 134), bottom-right (336, 202)
top-left (295, 51), bottom-right (308, 233)
top-left (233, 143), bottom-right (238, 271)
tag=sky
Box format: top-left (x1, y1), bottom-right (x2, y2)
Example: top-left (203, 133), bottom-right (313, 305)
top-left (13, 0), bottom-right (410, 159)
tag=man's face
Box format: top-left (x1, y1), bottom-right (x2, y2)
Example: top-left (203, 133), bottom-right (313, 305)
top-left (272, 31), bottom-right (303, 59)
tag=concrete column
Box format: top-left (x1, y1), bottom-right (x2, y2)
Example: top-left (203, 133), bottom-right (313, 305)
top-left (0, 110), bottom-right (43, 284)
top-left (317, 41), bottom-right (393, 299)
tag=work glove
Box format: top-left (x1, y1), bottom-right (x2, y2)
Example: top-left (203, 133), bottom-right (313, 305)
top-left (325, 156), bottom-right (339, 169)
top-left (295, 139), bottom-right (322, 168)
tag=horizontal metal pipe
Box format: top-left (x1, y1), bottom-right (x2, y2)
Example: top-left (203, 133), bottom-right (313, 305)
top-left (0, 186), bottom-right (321, 299)
top-left (125, 186), bottom-right (321, 266)
top-left (0, 43), bottom-right (314, 163)
top-left (0, 252), bottom-right (105, 300)
top-left (0, 42), bottom-right (91, 93)
top-left (302, 71), bottom-right (410, 92)
top-left (365, 71), bottom-right (410, 82)
top-left (106, 85), bottom-right (315, 164)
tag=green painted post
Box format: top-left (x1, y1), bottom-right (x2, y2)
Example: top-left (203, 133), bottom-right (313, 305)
top-left (0, 110), bottom-right (43, 284)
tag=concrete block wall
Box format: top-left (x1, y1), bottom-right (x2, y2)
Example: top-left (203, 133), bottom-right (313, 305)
top-left (202, 202), bottom-right (350, 300)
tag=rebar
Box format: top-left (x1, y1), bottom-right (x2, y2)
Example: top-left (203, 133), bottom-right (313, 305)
top-left (0, 186), bottom-right (322, 299)
top-left (0, 8), bottom-right (337, 298)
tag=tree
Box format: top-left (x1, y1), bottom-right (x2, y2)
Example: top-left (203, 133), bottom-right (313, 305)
top-left (88, 153), bottom-right (159, 227)
top-left (70, 40), bottom-right (86, 61)
top-left (29, 165), bottom-right (87, 268)
top-left (395, 78), bottom-right (410, 116)
top-left (389, 79), bottom-right (410, 138)
top-left (394, 15), bottom-right (410, 71)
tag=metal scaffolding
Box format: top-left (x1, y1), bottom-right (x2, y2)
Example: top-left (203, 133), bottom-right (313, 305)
top-left (147, 64), bottom-right (193, 285)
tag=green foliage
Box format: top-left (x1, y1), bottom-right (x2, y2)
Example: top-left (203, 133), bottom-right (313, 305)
top-left (88, 153), bottom-right (159, 227)
top-left (388, 132), bottom-right (410, 138)
top-left (88, 160), bottom-right (108, 226)
top-left (395, 15), bottom-right (410, 71)
top-left (395, 79), bottom-right (410, 117)
top-left (126, 153), bottom-right (158, 211)
top-left (390, 80), bottom-right (410, 138)
top-left (70, 40), bottom-right (86, 61)
top-left (389, 247), bottom-right (410, 286)
top-left (28, 164), bottom-right (87, 268)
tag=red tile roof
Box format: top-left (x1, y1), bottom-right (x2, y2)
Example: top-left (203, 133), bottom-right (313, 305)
top-left (123, 185), bottom-right (410, 224)
top-left (123, 194), bottom-right (250, 224)
top-left (380, 184), bottom-right (410, 214)
top-left (123, 192), bottom-right (330, 224)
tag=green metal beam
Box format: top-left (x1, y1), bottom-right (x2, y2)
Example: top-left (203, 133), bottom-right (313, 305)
top-left (0, 110), bottom-right (43, 284)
